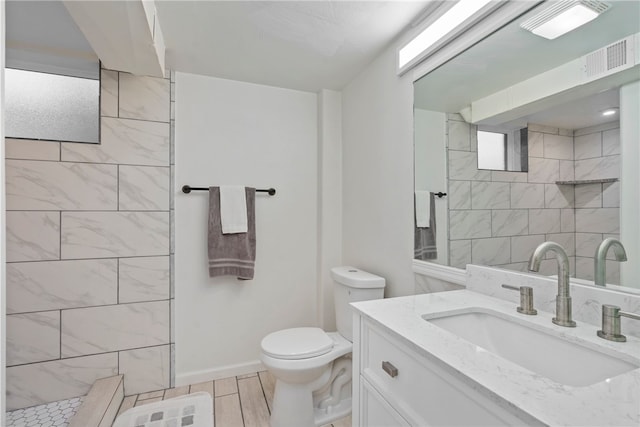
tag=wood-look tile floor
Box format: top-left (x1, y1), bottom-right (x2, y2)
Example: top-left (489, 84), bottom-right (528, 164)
top-left (116, 371), bottom-right (351, 427)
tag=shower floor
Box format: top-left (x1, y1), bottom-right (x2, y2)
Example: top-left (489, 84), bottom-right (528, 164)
top-left (6, 396), bottom-right (83, 427)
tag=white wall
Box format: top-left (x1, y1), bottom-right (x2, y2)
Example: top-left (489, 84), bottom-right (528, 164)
top-left (414, 108), bottom-right (448, 265)
top-left (341, 44), bottom-right (416, 297)
top-left (174, 73), bottom-right (319, 384)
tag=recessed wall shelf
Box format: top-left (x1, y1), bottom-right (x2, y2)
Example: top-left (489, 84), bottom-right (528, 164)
top-left (555, 178), bottom-right (619, 185)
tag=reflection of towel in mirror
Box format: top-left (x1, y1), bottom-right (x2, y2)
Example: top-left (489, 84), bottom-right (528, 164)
top-left (414, 192), bottom-right (437, 260)
top-left (208, 187), bottom-right (256, 280)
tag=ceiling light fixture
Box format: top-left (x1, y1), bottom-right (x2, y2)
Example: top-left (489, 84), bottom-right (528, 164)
top-left (398, 0), bottom-right (493, 70)
top-left (520, 0), bottom-right (610, 40)
top-left (602, 108), bottom-right (618, 116)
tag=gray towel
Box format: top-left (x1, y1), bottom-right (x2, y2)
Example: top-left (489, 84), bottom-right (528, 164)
top-left (208, 187), bottom-right (256, 280)
top-left (414, 192), bottom-right (437, 260)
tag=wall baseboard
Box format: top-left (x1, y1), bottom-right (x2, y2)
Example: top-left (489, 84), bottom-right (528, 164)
top-left (175, 360), bottom-right (266, 387)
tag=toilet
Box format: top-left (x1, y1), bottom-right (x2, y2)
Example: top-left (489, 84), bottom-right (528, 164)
top-left (260, 266), bottom-right (385, 427)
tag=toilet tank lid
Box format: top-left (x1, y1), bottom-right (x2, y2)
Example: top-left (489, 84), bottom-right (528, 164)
top-left (330, 266), bottom-right (386, 289)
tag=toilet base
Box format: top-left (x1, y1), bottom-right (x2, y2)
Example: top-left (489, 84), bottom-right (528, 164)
top-left (314, 397), bottom-right (352, 426)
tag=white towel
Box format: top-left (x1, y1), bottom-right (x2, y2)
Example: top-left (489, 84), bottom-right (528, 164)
top-left (220, 186), bottom-right (248, 234)
top-left (415, 191), bottom-right (431, 228)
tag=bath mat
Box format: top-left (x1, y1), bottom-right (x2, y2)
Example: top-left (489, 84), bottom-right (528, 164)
top-left (113, 392), bottom-right (213, 427)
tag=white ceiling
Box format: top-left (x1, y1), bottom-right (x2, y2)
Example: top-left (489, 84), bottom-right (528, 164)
top-left (5, 1), bottom-right (98, 78)
top-left (155, 1), bottom-right (429, 91)
top-left (414, 0), bottom-right (640, 129)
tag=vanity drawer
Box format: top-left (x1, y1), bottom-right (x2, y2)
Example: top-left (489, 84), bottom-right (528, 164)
top-left (360, 319), bottom-right (524, 426)
top-left (360, 377), bottom-right (410, 427)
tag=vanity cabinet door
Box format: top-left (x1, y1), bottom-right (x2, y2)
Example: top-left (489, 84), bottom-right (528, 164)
top-left (360, 319), bottom-right (526, 426)
top-left (360, 377), bottom-right (410, 427)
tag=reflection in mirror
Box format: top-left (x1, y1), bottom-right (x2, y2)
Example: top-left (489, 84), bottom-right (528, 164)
top-left (477, 126), bottom-right (528, 172)
top-left (412, 0), bottom-right (639, 291)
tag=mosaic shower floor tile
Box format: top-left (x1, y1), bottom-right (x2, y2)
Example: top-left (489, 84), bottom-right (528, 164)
top-left (6, 396), bottom-right (83, 427)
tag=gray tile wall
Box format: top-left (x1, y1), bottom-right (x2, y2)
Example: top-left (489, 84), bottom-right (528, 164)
top-left (4, 68), bottom-right (175, 410)
top-left (447, 116), bottom-right (620, 284)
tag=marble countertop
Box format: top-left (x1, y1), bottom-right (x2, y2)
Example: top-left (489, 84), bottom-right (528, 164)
top-left (352, 290), bottom-right (640, 426)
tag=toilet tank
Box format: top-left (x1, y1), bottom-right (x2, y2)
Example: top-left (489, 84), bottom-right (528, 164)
top-left (331, 266), bottom-right (385, 342)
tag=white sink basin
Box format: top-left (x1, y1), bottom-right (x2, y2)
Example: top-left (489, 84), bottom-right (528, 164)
top-left (424, 309), bottom-right (639, 387)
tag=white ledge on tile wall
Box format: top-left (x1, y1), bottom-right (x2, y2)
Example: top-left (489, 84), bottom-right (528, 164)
top-left (412, 260), bottom-right (466, 286)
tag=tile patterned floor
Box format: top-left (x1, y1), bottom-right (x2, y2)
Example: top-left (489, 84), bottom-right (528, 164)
top-left (118, 371), bottom-right (351, 427)
top-left (6, 397), bottom-right (84, 427)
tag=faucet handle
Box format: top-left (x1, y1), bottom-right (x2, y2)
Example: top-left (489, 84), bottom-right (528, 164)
top-left (501, 284), bottom-right (537, 315)
top-left (597, 304), bottom-right (640, 342)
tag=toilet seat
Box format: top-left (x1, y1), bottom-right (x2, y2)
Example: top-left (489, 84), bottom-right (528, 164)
top-left (261, 327), bottom-right (334, 360)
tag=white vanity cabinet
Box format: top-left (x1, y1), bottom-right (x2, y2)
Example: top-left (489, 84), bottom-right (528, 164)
top-left (352, 314), bottom-right (530, 427)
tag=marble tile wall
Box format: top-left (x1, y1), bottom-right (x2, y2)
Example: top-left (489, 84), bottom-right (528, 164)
top-left (447, 116), bottom-right (620, 285)
top-left (572, 122), bottom-right (621, 283)
top-left (4, 68), bottom-right (174, 411)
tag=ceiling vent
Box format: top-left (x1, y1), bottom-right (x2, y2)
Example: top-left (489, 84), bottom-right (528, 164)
top-left (583, 35), bottom-right (637, 82)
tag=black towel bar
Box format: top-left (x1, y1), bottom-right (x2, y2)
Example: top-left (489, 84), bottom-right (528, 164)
top-left (182, 185), bottom-right (276, 196)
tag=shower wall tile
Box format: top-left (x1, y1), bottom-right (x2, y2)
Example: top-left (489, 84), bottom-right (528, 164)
top-left (448, 151), bottom-right (491, 181)
top-left (119, 74), bottom-right (170, 122)
top-left (6, 160), bottom-right (118, 211)
top-left (5, 139), bottom-right (60, 161)
top-left (5, 353), bottom-right (118, 411)
top-left (529, 209), bottom-right (561, 234)
top-left (118, 165), bottom-right (170, 211)
top-left (602, 128), bottom-right (620, 156)
top-left (559, 160), bottom-right (574, 181)
top-left (491, 210), bottom-right (528, 237)
top-left (545, 184), bottom-right (573, 209)
top-left (449, 240), bottom-right (471, 269)
top-left (575, 183), bottom-right (602, 208)
top-left (546, 233), bottom-right (575, 256)
top-left (101, 69), bottom-right (119, 118)
top-left (4, 66), bottom-right (174, 409)
top-left (527, 131), bottom-right (543, 157)
top-left (119, 256), bottom-right (170, 303)
top-left (449, 180), bottom-right (471, 210)
top-left (510, 234), bottom-right (546, 263)
top-left (448, 121), bottom-right (471, 151)
top-left (449, 210), bottom-right (491, 240)
top-left (510, 183), bottom-right (545, 209)
top-left (6, 259), bottom-right (117, 314)
top-left (528, 123), bottom-right (558, 134)
top-left (61, 117), bottom-right (169, 166)
top-left (574, 132), bottom-right (601, 159)
top-left (61, 211), bottom-right (169, 259)
top-left (6, 211), bottom-right (60, 262)
top-left (575, 232), bottom-right (603, 258)
top-left (561, 208), bottom-right (575, 232)
top-left (6, 311), bottom-right (60, 366)
top-left (491, 171), bottom-right (527, 183)
top-left (119, 345), bottom-right (171, 395)
top-left (471, 237), bottom-right (510, 265)
top-left (575, 208), bottom-right (619, 234)
top-left (602, 181), bottom-right (620, 208)
top-left (61, 301), bottom-right (170, 357)
top-left (527, 157), bottom-right (559, 183)
top-left (574, 155), bottom-right (619, 180)
top-left (471, 181), bottom-right (510, 209)
top-left (543, 134), bottom-right (573, 160)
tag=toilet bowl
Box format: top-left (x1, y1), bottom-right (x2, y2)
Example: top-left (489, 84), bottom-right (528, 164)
top-left (260, 267), bottom-right (385, 427)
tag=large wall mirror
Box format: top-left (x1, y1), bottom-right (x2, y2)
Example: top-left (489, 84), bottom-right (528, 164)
top-left (414, 0), bottom-right (640, 290)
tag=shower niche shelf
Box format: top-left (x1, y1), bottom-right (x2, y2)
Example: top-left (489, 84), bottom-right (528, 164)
top-left (555, 178), bottom-right (619, 185)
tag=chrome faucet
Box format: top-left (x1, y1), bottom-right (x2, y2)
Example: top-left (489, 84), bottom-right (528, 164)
top-left (594, 238), bottom-right (627, 286)
top-left (528, 242), bottom-right (576, 327)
